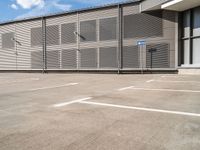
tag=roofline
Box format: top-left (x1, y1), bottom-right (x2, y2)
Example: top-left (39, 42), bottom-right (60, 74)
top-left (0, 0), bottom-right (141, 26)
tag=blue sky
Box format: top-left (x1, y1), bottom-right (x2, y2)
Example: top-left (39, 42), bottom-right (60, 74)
top-left (0, 0), bottom-right (127, 23)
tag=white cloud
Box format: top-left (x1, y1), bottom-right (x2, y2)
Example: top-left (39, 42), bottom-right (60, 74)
top-left (16, 0), bottom-right (44, 9)
top-left (52, 1), bottom-right (71, 11)
top-left (15, 0), bottom-right (125, 20)
top-left (11, 4), bottom-right (18, 10)
top-left (16, 0), bottom-right (71, 19)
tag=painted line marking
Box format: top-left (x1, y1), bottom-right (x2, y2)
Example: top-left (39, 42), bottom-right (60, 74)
top-left (161, 75), bottom-right (180, 78)
top-left (118, 86), bottom-right (135, 91)
top-left (28, 83), bottom-right (78, 91)
top-left (132, 87), bottom-right (200, 93)
top-left (0, 109), bottom-right (10, 114)
top-left (53, 97), bottom-right (92, 107)
top-left (0, 78), bottom-right (40, 83)
top-left (152, 80), bottom-right (200, 84)
top-left (79, 101), bottom-right (200, 117)
top-left (146, 79), bottom-right (154, 83)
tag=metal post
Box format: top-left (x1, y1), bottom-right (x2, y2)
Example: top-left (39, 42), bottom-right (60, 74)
top-left (14, 23), bottom-right (18, 70)
top-left (77, 12), bottom-right (80, 71)
top-left (150, 50), bottom-right (153, 69)
top-left (42, 17), bottom-right (47, 73)
top-left (118, 4), bottom-right (122, 75)
top-left (141, 45), bottom-right (144, 74)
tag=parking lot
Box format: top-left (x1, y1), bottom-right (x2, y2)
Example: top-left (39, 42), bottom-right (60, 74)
top-left (0, 73), bottom-right (200, 150)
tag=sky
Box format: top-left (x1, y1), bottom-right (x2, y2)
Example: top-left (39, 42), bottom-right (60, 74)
top-left (0, 0), bottom-right (127, 23)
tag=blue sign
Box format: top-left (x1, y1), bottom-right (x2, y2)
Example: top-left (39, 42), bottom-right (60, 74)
top-left (137, 40), bottom-right (146, 46)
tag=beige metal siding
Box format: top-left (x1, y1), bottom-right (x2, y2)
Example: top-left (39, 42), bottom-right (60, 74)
top-left (0, 2), bottom-right (177, 71)
top-left (46, 14), bottom-right (77, 70)
top-left (141, 0), bottom-right (169, 12)
top-left (79, 7), bottom-right (118, 49)
top-left (123, 4), bottom-right (177, 69)
top-left (0, 24), bottom-right (16, 70)
top-left (45, 7), bottom-right (119, 70)
top-left (16, 20), bottom-right (43, 70)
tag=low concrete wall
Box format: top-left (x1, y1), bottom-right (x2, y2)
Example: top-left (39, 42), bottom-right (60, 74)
top-left (178, 69), bottom-right (200, 75)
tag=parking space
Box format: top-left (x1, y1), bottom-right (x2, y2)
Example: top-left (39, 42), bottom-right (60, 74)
top-left (0, 73), bottom-right (200, 150)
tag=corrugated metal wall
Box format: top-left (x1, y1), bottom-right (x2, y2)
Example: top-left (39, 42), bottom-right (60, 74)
top-left (0, 20), bottom-right (43, 70)
top-left (0, 2), bottom-right (177, 72)
top-left (123, 4), bottom-right (177, 70)
top-left (45, 14), bottom-right (77, 70)
top-left (16, 20), bottom-right (43, 70)
top-left (78, 7), bottom-right (119, 70)
top-left (0, 24), bottom-right (16, 70)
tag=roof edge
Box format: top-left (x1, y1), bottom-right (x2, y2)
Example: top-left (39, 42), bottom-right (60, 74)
top-left (0, 0), bottom-right (141, 26)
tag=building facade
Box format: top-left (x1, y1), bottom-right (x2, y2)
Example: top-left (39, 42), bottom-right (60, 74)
top-left (0, 0), bottom-right (199, 73)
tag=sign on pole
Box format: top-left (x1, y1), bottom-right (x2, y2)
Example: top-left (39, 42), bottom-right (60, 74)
top-left (137, 40), bottom-right (146, 46)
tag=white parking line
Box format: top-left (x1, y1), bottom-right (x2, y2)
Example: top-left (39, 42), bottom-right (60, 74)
top-left (161, 75), bottom-right (180, 78)
top-left (53, 97), bottom-right (92, 107)
top-left (132, 87), bottom-right (200, 93)
top-left (79, 101), bottom-right (200, 117)
top-left (28, 83), bottom-right (78, 92)
top-left (0, 78), bottom-right (40, 84)
top-left (118, 86), bottom-right (135, 91)
top-left (152, 80), bottom-right (200, 84)
top-left (146, 79), bottom-right (154, 83)
top-left (0, 110), bottom-right (10, 114)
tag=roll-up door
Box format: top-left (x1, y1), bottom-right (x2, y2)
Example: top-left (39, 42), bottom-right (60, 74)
top-left (146, 43), bottom-right (170, 68)
top-left (80, 48), bottom-right (97, 68)
top-left (122, 46), bottom-right (140, 68)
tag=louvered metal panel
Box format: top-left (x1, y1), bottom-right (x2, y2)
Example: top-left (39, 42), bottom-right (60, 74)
top-left (123, 46), bottom-right (140, 68)
top-left (61, 23), bottom-right (77, 44)
top-left (124, 11), bottom-right (163, 39)
top-left (99, 47), bottom-right (117, 68)
top-left (146, 43), bottom-right (170, 68)
top-left (2, 32), bottom-right (15, 49)
top-left (31, 51), bottom-right (43, 69)
top-left (80, 48), bottom-right (97, 68)
top-left (17, 20), bottom-right (43, 70)
top-left (62, 49), bottom-right (77, 69)
top-left (47, 50), bottom-right (60, 69)
top-left (31, 27), bottom-right (42, 47)
top-left (0, 24), bottom-right (16, 70)
top-left (99, 17), bottom-right (117, 41)
top-left (80, 20), bottom-right (96, 42)
top-left (46, 25), bottom-right (59, 46)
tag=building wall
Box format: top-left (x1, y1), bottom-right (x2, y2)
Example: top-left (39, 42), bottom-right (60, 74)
top-left (123, 4), bottom-right (177, 69)
top-left (0, 20), bottom-right (43, 70)
top-left (140, 0), bottom-right (170, 12)
top-left (0, 24), bottom-right (16, 70)
top-left (16, 20), bottom-right (43, 70)
top-left (0, 2), bottom-right (177, 71)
